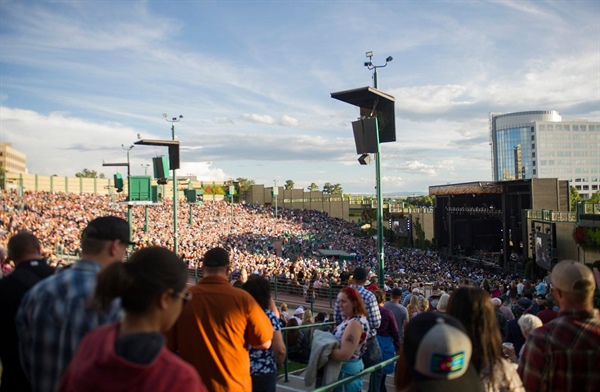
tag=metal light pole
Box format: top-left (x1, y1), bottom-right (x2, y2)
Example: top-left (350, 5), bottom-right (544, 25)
top-left (141, 163), bottom-right (150, 175)
top-left (273, 180), bottom-right (278, 218)
top-left (230, 182), bottom-right (235, 221)
top-left (164, 114), bottom-right (183, 255)
top-left (365, 52), bottom-right (392, 289)
top-left (122, 144), bottom-right (134, 244)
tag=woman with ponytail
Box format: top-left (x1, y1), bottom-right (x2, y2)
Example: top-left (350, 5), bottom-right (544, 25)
top-left (59, 246), bottom-right (207, 392)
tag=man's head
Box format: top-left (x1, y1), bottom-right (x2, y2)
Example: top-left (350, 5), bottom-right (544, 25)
top-left (491, 297), bottom-right (502, 308)
top-left (294, 306), bottom-right (305, 318)
top-left (352, 267), bottom-right (368, 284)
top-left (7, 231), bottom-right (43, 263)
top-left (396, 312), bottom-right (481, 392)
top-left (551, 260), bottom-right (596, 309)
top-left (202, 247), bottom-right (230, 276)
top-left (81, 216), bottom-right (132, 264)
top-left (391, 287), bottom-right (403, 302)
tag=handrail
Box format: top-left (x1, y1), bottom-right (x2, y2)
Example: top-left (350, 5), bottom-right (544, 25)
top-left (281, 322), bottom-right (335, 382)
top-left (312, 355), bottom-right (399, 392)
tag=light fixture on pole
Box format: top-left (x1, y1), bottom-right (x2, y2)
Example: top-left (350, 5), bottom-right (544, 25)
top-left (102, 157), bottom-right (133, 245)
top-left (331, 52), bottom-right (396, 289)
top-left (364, 51), bottom-right (393, 89)
top-left (163, 114), bottom-right (183, 255)
top-left (141, 163), bottom-right (150, 175)
top-left (121, 144), bottom-right (134, 244)
top-left (358, 153), bottom-right (371, 165)
top-left (135, 135), bottom-right (181, 254)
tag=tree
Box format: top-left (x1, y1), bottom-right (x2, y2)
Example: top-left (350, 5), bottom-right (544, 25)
top-left (284, 180), bottom-right (295, 190)
top-left (589, 191), bottom-right (600, 204)
top-left (308, 182), bottom-right (319, 192)
top-left (570, 186), bottom-right (581, 210)
top-left (75, 168), bottom-right (105, 179)
top-left (322, 183), bottom-right (343, 194)
top-left (235, 177), bottom-right (255, 200)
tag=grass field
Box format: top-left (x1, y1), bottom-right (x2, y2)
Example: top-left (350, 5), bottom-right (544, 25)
top-left (279, 360), bottom-right (306, 375)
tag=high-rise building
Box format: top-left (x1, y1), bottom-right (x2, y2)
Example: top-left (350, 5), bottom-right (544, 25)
top-left (490, 111), bottom-right (600, 199)
top-left (0, 143), bottom-right (27, 174)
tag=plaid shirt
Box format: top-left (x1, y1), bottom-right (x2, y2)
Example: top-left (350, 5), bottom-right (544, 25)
top-left (334, 284), bottom-right (381, 338)
top-left (16, 260), bottom-right (121, 392)
top-left (518, 308), bottom-right (600, 392)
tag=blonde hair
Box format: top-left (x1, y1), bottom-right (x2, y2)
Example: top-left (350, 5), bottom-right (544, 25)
top-left (302, 309), bottom-right (313, 325)
top-left (417, 297), bottom-right (429, 312)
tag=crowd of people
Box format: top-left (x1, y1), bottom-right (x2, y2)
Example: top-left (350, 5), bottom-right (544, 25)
top-left (3, 189), bottom-right (524, 292)
top-left (1, 189), bottom-right (599, 392)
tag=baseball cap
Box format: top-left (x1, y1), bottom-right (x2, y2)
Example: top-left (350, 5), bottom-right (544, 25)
top-left (491, 298), bottom-right (502, 307)
top-left (352, 267), bottom-right (367, 281)
top-left (517, 297), bottom-right (532, 310)
top-left (404, 312), bottom-right (481, 392)
top-left (202, 247), bottom-right (230, 267)
top-left (551, 260), bottom-right (596, 294)
top-left (294, 306), bottom-right (305, 316)
top-left (81, 216), bottom-right (134, 245)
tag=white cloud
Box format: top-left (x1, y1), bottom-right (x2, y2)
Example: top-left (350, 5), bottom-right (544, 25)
top-left (241, 114), bottom-right (276, 125)
top-left (179, 162), bottom-right (229, 181)
top-left (279, 115), bottom-right (299, 127)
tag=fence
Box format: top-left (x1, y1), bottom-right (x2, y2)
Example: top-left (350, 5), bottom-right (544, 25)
top-left (280, 321), bottom-right (399, 391)
top-left (187, 268), bottom-right (341, 309)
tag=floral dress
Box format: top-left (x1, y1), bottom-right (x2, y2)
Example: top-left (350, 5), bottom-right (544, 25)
top-left (249, 310), bottom-right (280, 376)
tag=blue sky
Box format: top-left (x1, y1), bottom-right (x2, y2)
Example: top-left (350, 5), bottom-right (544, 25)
top-left (1, 0), bottom-right (598, 194)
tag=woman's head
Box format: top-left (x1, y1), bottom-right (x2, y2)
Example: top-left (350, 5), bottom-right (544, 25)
top-left (242, 274), bottom-right (271, 310)
top-left (436, 293), bottom-right (450, 312)
top-left (447, 285), bottom-right (502, 373)
top-left (408, 294), bottom-right (419, 307)
top-left (417, 297), bottom-right (429, 312)
top-left (302, 309), bottom-right (313, 325)
top-left (374, 289), bottom-right (386, 305)
top-left (518, 314), bottom-right (543, 339)
top-left (95, 246), bottom-right (189, 331)
top-left (338, 287), bottom-right (367, 318)
top-left (315, 311), bottom-right (327, 323)
top-left (280, 303), bottom-right (288, 312)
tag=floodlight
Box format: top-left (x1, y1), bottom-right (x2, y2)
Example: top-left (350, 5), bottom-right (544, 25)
top-left (386, 56), bottom-right (393, 63)
top-left (366, 51), bottom-right (373, 58)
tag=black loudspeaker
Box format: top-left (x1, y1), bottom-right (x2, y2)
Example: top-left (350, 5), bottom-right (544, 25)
top-left (152, 156), bottom-right (169, 179)
top-left (352, 118), bottom-right (378, 154)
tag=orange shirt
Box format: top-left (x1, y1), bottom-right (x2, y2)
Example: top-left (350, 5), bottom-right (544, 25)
top-left (167, 276), bottom-right (272, 392)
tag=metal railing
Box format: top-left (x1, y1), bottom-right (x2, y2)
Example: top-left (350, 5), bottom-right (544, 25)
top-left (281, 322), bottom-right (335, 382)
top-left (280, 322), bottom-right (399, 391)
top-left (312, 355), bottom-right (399, 392)
top-left (186, 269), bottom-right (342, 311)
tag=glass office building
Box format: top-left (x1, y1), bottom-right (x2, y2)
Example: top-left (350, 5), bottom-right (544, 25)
top-left (490, 111), bottom-right (600, 199)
